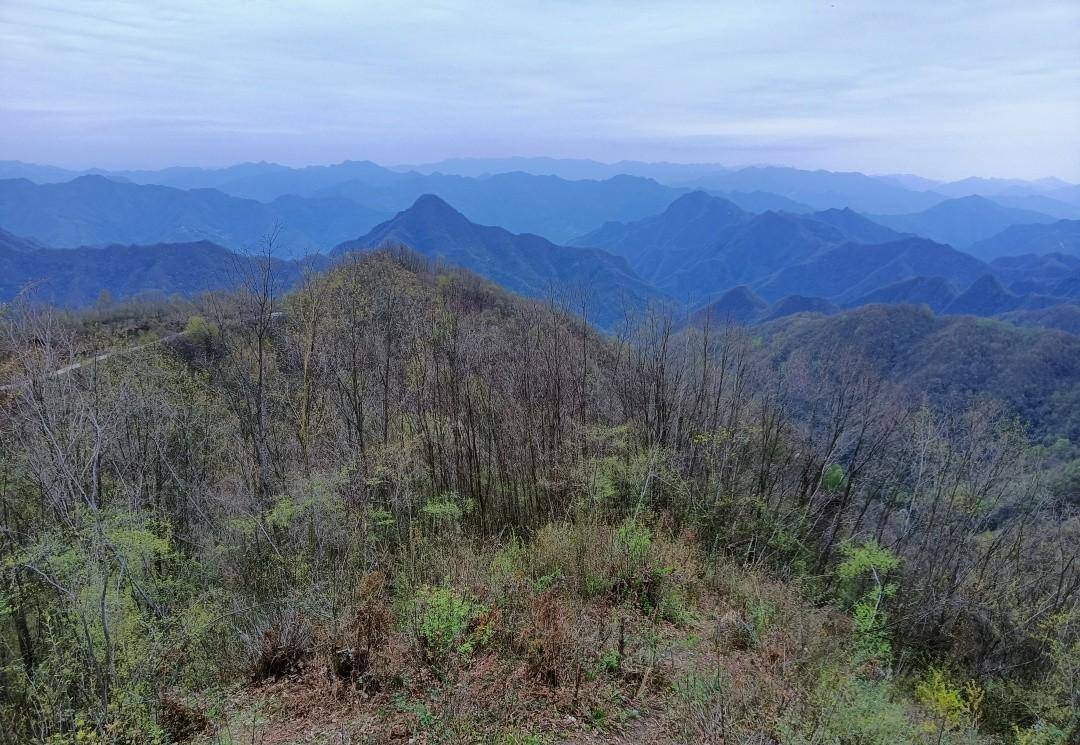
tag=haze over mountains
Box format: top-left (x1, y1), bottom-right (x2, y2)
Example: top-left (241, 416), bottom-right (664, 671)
top-left (0, 175), bottom-right (388, 258)
top-left (331, 195), bottom-right (661, 328)
top-left (1, 157), bottom-right (1079, 333)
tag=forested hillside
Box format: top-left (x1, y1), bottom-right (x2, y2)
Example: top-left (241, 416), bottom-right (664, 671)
top-left (1, 251), bottom-right (1075, 743)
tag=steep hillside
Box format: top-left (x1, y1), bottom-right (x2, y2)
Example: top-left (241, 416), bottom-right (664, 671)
top-left (760, 304), bottom-right (1080, 439)
top-left (999, 304), bottom-right (1080, 335)
top-left (654, 211), bottom-right (849, 302)
top-left (945, 275), bottom-right (1024, 316)
top-left (1052, 270), bottom-right (1080, 298)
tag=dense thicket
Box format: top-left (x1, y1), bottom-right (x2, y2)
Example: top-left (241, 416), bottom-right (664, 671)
top-left (0, 250), bottom-right (1076, 743)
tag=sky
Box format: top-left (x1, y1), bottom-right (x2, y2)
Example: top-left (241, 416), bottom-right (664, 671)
top-left (1, 0), bottom-right (1078, 181)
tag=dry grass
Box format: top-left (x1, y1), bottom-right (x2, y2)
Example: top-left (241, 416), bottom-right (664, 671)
top-left (192, 550), bottom-right (861, 744)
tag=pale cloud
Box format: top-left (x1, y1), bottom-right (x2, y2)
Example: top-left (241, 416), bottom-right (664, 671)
top-left (1, 0), bottom-right (1077, 179)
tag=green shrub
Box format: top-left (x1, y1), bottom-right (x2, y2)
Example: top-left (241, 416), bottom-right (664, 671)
top-left (915, 667), bottom-right (985, 742)
top-left (781, 674), bottom-right (918, 745)
top-left (1012, 721), bottom-right (1069, 745)
top-left (834, 540), bottom-right (900, 663)
top-left (821, 464), bottom-right (845, 491)
top-left (413, 585), bottom-right (493, 667)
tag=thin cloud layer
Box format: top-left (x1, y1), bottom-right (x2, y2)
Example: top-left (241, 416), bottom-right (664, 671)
top-left (1, 0), bottom-right (1077, 179)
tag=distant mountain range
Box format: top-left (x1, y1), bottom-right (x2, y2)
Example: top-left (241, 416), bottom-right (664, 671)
top-left (0, 228), bottom-right (320, 307)
top-left (967, 219), bottom-right (1080, 260)
top-left (331, 195), bottom-right (665, 327)
top-left (1, 158), bottom-right (1078, 336)
top-left (0, 176), bottom-right (388, 258)
top-left (574, 192), bottom-right (980, 306)
top-left (754, 237), bottom-right (988, 304)
top-left (988, 252), bottom-right (1080, 295)
top-left (5, 158), bottom-right (1076, 217)
top-left (870, 196), bottom-right (1058, 248)
top-left (316, 171), bottom-right (685, 243)
top-left (687, 269), bottom-right (1078, 332)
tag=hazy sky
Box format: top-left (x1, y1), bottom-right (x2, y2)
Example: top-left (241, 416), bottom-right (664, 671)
top-left (2, 0), bottom-right (1078, 180)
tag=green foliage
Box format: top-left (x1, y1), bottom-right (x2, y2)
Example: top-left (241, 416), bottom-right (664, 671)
top-left (421, 491), bottom-right (473, 530)
top-left (915, 668), bottom-right (985, 739)
top-left (596, 648), bottom-right (620, 674)
top-left (821, 463), bottom-right (845, 491)
top-left (2, 252), bottom-right (1076, 741)
top-left (1012, 721), bottom-right (1069, 745)
top-left (742, 596), bottom-right (776, 649)
top-left (781, 673), bottom-right (918, 745)
top-left (413, 586), bottom-right (492, 665)
top-left (183, 314), bottom-right (219, 343)
top-left (835, 540), bottom-right (900, 663)
top-left (616, 515), bottom-right (653, 570)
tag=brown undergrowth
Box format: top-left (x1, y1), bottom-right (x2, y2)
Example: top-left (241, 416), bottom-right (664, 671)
top-left (188, 545), bottom-right (855, 745)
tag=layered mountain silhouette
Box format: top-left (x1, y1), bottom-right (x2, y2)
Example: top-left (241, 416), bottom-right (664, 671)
top-left (3, 159), bottom-right (1078, 337)
top-left (760, 295), bottom-right (840, 321)
top-left (754, 237), bottom-right (988, 303)
top-left (575, 194), bottom-right (871, 302)
top-left (847, 276), bottom-right (959, 313)
top-left (689, 286), bottom-right (769, 325)
top-left (989, 252), bottom-right (1080, 295)
top-left (0, 176), bottom-right (388, 258)
top-left (0, 227), bottom-right (47, 253)
top-left (576, 193), bottom-right (990, 307)
top-left (318, 171), bottom-right (685, 243)
top-left (806, 207), bottom-right (904, 244)
top-left (571, 192), bottom-right (750, 267)
top-left (689, 287), bottom-right (842, 326)
top-left (0, 233), bottom-right (320, 306)
top-left (943, 274), bottom-right (1067, 316)
top-left (683, 166), bottom-right (945, 213)
top-left (968, 219), bottom-right (1080, 260)
top-left (870, 196), bottom-right (1057, 248)
top-left (331, 195), bottom-right (664, 328)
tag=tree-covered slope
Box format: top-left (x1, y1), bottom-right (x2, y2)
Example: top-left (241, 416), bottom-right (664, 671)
top-left (760, 303), bottom-right (1080, 439)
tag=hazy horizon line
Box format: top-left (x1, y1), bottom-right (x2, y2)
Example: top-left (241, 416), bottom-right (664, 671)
top-left (3, 155), bottom-right (1076, 187)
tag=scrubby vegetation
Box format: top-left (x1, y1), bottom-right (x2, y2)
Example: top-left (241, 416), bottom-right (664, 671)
top-left (0, 250), bottom-right (1076, 743)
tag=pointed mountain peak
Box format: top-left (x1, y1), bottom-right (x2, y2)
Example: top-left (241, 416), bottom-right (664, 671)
top-left (383, 194), bottom-right (477, 232)
top-left (946, 273), bottom-right (1018, 316)
top-left (691, 285), bottom-right (768, 326)
top-left (664, 190), bottom-right (745, 219)
top-left (407, 193), bottom-right (465, 217)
